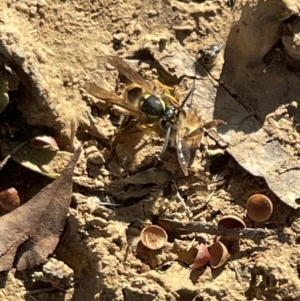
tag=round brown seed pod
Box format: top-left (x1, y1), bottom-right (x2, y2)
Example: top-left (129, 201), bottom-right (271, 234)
top-left (246, 194), bottom-right (273, 222)
top-left (140, 225), bottom-right (168, 250)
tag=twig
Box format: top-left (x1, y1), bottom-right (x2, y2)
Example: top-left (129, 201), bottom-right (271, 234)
top-left (206, 188), bottom-right (216, 202)
top-left (158, 218), bottom-right (275, 240)
top-left (26, 287), bottom-right (61, 301)
top-left (0, 140), bottom-right (28, 170)
top-left (26, 287), bottom-right (61, 295)
top-left (27, 295), bottom-right (38, 301)
top-left (228, 260), bottom-right (244, 291)
top-left (186, 237), bottom-right (196, 251)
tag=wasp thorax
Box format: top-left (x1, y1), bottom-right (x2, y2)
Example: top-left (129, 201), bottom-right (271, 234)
top-left (163, 106), bottom-right (176, 121)
top-left (160, 106), bottom-right (176, 131)
top-left (139, 94), bottom-right (166, 119)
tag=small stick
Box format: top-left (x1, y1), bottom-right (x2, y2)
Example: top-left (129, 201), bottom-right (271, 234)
top-left (228, 260), bottom-right (244, 290)
top-left (0, 140), bottom-right (28, 170)
top-left (26, 287), bottom-right (61, 301)
top-left (27, 296), bottom-right (38, 301)
top-left (158, 218), bottom-right (275, 240)
top-left (26, 287), bottom-right (61, 295)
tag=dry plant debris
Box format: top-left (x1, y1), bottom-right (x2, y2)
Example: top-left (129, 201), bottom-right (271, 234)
top-left (140, 225), bottom-right (168, 250)
top-left (0, 0), bottom-right (300, 300)
top-left (0, 148), bottom-right (80, 271)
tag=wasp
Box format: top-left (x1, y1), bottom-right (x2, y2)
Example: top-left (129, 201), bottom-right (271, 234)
top-left (84, 56), bottom-right (224, 176)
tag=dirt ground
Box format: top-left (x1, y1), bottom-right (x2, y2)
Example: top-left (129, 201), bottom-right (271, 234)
top-left (1, 0), bottom-right (300, 300)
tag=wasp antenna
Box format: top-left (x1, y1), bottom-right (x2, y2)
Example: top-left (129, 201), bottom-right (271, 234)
top-left (180, 84), bottom-right (196, 109)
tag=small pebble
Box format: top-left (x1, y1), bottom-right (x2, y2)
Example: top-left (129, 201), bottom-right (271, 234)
top-left (85, 146), bottom-right (105, 165)
top-left (0, 187), bottom-right (21, 211)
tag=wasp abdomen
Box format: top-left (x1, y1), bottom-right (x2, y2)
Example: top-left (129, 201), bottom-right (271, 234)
top-left (139, 94), bottom-right (166, 119)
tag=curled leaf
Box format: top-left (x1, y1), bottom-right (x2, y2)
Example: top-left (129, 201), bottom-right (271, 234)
top-left (0, 148), bottom-right (81, 271)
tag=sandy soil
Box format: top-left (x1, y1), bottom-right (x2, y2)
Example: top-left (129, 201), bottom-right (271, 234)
top-left (1, 0), bottom-right (300, 300)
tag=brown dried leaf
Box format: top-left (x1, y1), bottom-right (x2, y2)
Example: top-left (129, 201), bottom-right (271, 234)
top-left (0, 148), bottom-right (81, 271)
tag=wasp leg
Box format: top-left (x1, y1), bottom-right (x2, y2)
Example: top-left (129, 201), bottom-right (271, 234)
top-left (184, 127), bottom-right (204, 139)
top-left (185, 119), bottom-right (225, 138)
top-left (124, 82), bottom-right (143, 103)
top-left (116, 114), bottom-right (129, 128)
top-left (152, 79), bottom-right (180, 107)
top-left (153, 79), bottom-right (173, 92)
top-left (203, 119), bottom-right (226, 129)
top-left (164, 93), bottom-right (181, 107)
top-left (137, 122), bottom-right (156, 132)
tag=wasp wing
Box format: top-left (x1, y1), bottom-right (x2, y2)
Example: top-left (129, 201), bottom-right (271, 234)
top-left (183, 119), bottom-right (226, 149)
top-left (184, 127), bottom-right (204, 148)
top-left (176, 117), bottom-right (225, 176)
top-left (102, 56), bottom-right (157, 95)
top-left (174, 107), bottom-right (205, 176)
top-left (176, 133), bottom-right (191, 177)
top-left (84, 82), bottom-right (140, 116)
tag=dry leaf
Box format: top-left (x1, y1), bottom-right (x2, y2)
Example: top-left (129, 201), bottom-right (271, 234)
top-left (0, 148), bottom-right (81, 271)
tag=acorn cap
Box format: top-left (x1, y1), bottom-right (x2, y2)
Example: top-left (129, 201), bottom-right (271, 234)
top-left (246, 194), bottom-right (273, 222)
top-left (218, 215), bottom-right (246, 230)
top-left (191, 243), bottom-right (211, 269)
top-left (140, 225), bottom-right (168, 250)
top-left (209, 241), bottom-right (230, 269)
